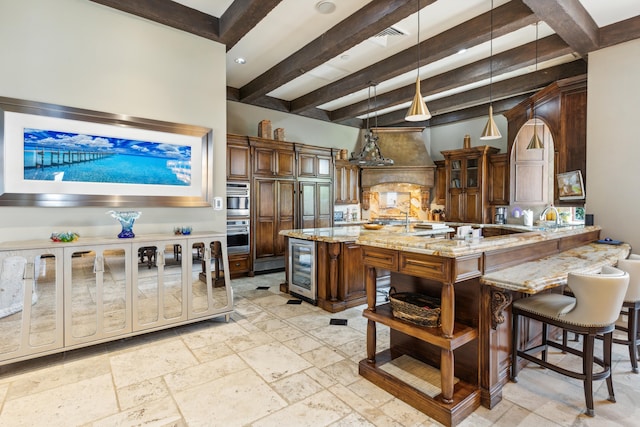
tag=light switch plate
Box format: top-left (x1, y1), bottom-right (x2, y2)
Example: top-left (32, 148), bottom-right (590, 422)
top-left (213, 197), bottom-right (223, 210)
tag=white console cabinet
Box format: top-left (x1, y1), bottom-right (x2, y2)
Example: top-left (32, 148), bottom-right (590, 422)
top-left (0, 232), bottom-right (232, 365)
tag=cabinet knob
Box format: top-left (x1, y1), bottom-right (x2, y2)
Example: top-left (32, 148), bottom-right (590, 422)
top-left (235, 263), bottom-right (240, 266)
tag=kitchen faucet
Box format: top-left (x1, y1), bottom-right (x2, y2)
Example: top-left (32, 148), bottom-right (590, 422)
top-left (539, 205), bottom-right (560, 226)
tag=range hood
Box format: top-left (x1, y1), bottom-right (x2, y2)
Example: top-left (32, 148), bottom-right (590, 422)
top-left (359, 127), bottom-right (435, 188)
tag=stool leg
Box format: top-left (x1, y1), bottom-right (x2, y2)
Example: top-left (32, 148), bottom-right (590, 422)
top-left (562, 329), bottom-right (568, 352)
top-left (583, 333), bottom-right (595, 417)
top-left (511, 309), bottom-right (519, 382)
top-left (629, 307), bottom-right (639, 373)
top-left (604, 331), bottom-right (616, 402)
top-left (542, 322), bottom-right (548, 362)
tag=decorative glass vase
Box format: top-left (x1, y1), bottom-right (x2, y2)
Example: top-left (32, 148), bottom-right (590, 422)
top-left (107, 210), bottom-right (141, 238)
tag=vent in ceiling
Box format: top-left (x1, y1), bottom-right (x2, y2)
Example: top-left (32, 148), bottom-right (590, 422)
top-left (373, 26), bottom-right (407, 38)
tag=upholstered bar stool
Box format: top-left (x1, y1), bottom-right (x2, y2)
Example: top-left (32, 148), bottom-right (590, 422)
top-left (611, 254), bottom-right (640, 373)
top-left (511, 266), bottom-right (629, 417)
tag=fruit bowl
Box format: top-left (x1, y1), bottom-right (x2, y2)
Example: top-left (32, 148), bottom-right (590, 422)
top-left (362, 223), bottom-right (384, 230)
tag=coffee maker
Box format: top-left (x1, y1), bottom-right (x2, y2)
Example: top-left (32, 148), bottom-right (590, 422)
top-left (494, 207), bottom-right (506, 224)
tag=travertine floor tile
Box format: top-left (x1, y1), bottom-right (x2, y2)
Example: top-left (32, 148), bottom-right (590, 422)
top-left (91, 396), bottom-right (184, 427)
top-left (238, 342), bottom-right (312, 382)
top-left (251, 390), bottom-right (352, 427)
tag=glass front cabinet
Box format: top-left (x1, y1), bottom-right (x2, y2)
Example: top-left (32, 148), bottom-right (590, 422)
top-left (0, 232), bottom-right (232, 365)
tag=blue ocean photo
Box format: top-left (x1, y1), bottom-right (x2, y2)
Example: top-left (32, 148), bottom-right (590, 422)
top-left (23, 128), bottom-right (192, 186)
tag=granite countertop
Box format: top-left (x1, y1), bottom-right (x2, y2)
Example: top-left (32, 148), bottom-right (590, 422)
top-left (480, 242), bottom-right (631, 294)
top-left (280, 223), bottom-right (599, 258)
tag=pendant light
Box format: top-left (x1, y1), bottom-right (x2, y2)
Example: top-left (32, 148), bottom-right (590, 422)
top-left (405, 0), bottom-right (431, 122)
top-left (349, 83), bottom-right (394, 166)
top-left (480, 0), bottom-right (502, 140)
top-left (527, 21), bottom-right (544, 150)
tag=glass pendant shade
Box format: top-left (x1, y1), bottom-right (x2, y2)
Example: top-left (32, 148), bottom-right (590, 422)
top-left (480, 105), bottom-right (501, 140)
top-left (405, 78), bottom-right (431, 121)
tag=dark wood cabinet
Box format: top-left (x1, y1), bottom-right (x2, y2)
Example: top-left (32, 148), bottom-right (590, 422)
top-left (334, 160), bottom-right (359, 204)
top-left (250, 137), bottom-right (295, 178)
top-left (296, 145), bottom-right (332, 179)
top-left (299, 181), bottom-right (332, 229)
top-left (227, 134), bottom-right (251, 181)
top-left (434, 160), bottom-right (446, 206)
top-left (253, 178), bottom-right (295, 272)
top-left (316, 241), bottom-right (366, 312)
top-left (442, 146), bottom-right (499, 223)
top-left (228, 253), bottom-right (251, 277)
top-left (488, 153), bottom-right (509, 206)
top-left (503, 75), bottom-right (587, 205)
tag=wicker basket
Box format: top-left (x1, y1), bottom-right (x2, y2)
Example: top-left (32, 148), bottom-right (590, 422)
top-left (388, 287), bottom-right (441, 327)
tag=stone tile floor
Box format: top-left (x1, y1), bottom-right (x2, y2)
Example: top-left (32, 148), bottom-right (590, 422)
top-left (0, 272), bottom-right (638, 426)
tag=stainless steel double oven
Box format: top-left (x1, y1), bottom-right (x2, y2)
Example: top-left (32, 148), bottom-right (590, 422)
top-left (226, 182), bottom-right (250, 255)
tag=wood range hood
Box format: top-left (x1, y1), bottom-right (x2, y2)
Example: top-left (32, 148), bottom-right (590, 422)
top-left (359, 127), bottom-right (435, 211)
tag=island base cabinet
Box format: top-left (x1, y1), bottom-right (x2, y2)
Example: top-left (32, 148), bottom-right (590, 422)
top-left (0, 233), bottom-right (232, 366)
top-left (316, 241), bottom-right (367, 313)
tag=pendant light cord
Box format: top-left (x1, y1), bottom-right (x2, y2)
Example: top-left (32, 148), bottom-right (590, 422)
top-left (417, 0), bottom-right (420, 80)
top-left (489, 0), bottom-right (493, 106)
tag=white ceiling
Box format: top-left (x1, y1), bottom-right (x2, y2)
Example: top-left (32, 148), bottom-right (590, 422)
top-left (172, 0), bottom-right (640, 121)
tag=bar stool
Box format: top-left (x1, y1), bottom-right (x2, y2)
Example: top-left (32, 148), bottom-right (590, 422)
top-left (611, 254), bottom-right (640, 373)
top-left (511, 266), bottom-right (629, 417)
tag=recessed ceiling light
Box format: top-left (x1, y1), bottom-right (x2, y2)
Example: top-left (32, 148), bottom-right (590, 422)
top-left (235, 57), bottom-right (246, 65)
top-left (315, 1), bottom-right (336, 14)
top-left (340, 54), bottom-right (350, 61)
top-left (457, 48), bottom-right (467, 55)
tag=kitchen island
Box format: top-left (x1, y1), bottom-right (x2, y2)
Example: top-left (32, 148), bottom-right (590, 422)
top-left (280, 223), bottom-right (630, 426)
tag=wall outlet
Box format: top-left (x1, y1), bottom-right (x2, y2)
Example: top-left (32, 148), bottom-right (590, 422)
top-left (213, 197), bottom-right (223, 210)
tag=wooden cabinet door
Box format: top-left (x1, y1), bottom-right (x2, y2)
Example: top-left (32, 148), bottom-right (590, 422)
top-left (347, 165), bottom-right (359, 203)
top-left (435, 160), bottom-right (446, 205)
top-left (317, 155), bottom-right (332, 178)
top-left (275, 149), bottom-right (295, 178)
top-left (254, 179), bottom-right (277, 258)
top-left (334, 164), bottom-right (345, 204)
top-left (299, 181), bottom-right (332, 228)
top-left (489, 153), bottom-right (509, 205)
top-left (340, 242), bottom-right (365, 302)
top-left (227, 144), bottom-right (250, 181)
top-left (299, 181), bottom-right (317, 228)
top-left (334, 161), bottom-right (359, 204)
top-left (317, 182), bottom-right (332, 227)
top-left (464, 188), bottom-right (482, 223)
top-left (298, 153), bottom-right (316, 178)
top-left (448, 188), bottom-right (464, 222)
top-left (276, 180), bottom-right (295, 256)
top-left (254, 147), bottom-right (275, 176)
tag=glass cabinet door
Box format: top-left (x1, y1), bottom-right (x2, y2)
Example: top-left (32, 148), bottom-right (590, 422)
top-left (0, 248), bottom-right (63, 363)
top-left (64, 244), bottom-right (131, 346)
top-left (188, 238), bottom-right (231, 319)
top-left (132, 240), bottom-right (187, 331)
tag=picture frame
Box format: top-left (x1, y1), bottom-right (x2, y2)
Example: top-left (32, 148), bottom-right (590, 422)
top-left (0, 97), bottom-right (213, 207)
top-left (557, 170), bottom-right (585, 201)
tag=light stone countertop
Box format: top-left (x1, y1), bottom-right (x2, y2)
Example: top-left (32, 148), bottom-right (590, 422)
top-left (280, 224), bottom-right (600, 258)
top-left (480, 242), bottom-right (631, 294)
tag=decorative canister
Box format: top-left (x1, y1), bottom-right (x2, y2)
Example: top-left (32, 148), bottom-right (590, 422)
top-left (463, 134), bottom-right (471, 149)
top-left (340, 149), bottom-right (348, 160)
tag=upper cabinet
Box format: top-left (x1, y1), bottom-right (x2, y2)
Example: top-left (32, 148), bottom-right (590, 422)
top-left (504, 75), bottom-right (587, 205)
top-left (249, 137), bottom-right (295, 178)
top-left (335, 160), bottom-right (359, 205)
top-left (227, 134), bottom-right (251, 181)
top-left (488, 153), bottom-right (509, 206)
top-left (442, 146), bottom-right (499, 223)
top-left (296, 145), bottom-right (333, 179)
top-left (434, 160), bottom-right (446, 206)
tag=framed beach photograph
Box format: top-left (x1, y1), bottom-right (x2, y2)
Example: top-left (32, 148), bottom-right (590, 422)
top-left (0, 97), bottom-right (213, 207)
top-left (557, 170), bottom-right (585, 201)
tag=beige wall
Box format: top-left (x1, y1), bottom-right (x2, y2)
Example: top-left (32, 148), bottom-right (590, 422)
top-left (0, 0), bottom-right (227, 241)
top-left (227, 101), bottom-right (359, 150)
top-left (587, 38), bottom-right (640, 251)
top-left (429, 115), bottom-right (508, 161)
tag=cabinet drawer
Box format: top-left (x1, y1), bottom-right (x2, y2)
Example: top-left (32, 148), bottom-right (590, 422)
top-left (399, 252), bottom-right (451, 282)
top-left (228, 254), bottom-right (250, 273)
top-left (362, 247), bottom-right (398, 270)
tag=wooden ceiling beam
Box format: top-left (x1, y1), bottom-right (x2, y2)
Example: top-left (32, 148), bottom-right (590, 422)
top-left (599, 15), bottom-right (640, 49)
top-left (219, 0), bottom-right (282, 51)
top-left (366, 61), bottom-right (584, 127)
top-left (522, 0), bottom-right (598, 56)
top-left (88, 0), bottom-right (220, 41)
top-left (289, 0), bottom-right (537, 114)
top-left (331, 34), bottom-right (572, 122)
top-left (238, 0), bottom-right (433, 103)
